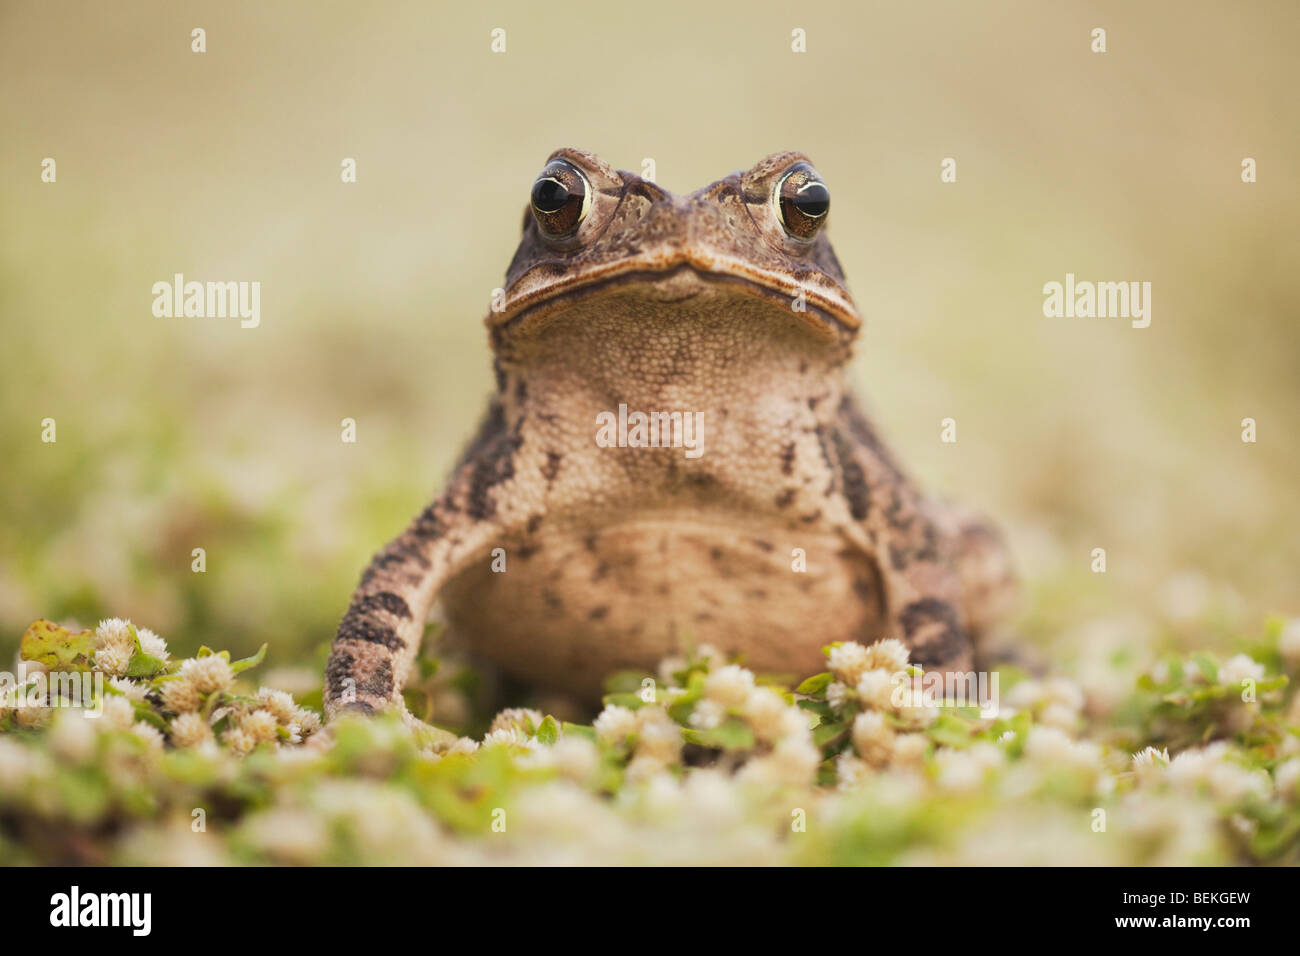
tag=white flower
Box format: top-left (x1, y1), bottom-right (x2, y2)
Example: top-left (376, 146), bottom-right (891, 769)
top-left (1132, 746), bottom-right (1170, 770)
top-left (170, 712), bottom-right (212, 748)
top-left (703, 665), bottom-right (755, 708)
top-left (935, 749), bottom-right (985, 792)
top-left (852, 710), bottom-right (895, 766)
top-left (1038, 702), bottom-right (1080, 731)
top-left (94, 618), bottom-right (134, 653)
top-left (1218, 654), bottom-right (1265, 688)
top-left (223, 727), bottom-right (256, 755)
top-left (836, 753), bottom-right (870, 790)
top-left (1205, 761), bottom-right (1270, 804)
top-left (135, 627), bottom-right (168, 661)
top-left (549, 736), bottom-right (599, 781)
top-left (180, 655), bottom-right (234, 694)
top-left (1279, 619), bottom-right (1300, 666)
top-left (483, 726), bottom-right (527, 748)
top-left (634, 708), bottom-right (682, 763)
top-left (827, 642), bottom-right (872, 685)
top-left (159, 676), bottom-right (200, 714)
top-left (688, 698), bottom-right (726, 730)
top-left (1023, 725), bottom-right (1100, 770)
top-left (864, 638), bottom-right (911, 674)
top-left (489, 707), bottom-right (545, 737)
top-left (132, 721), bottom-right (164, 749)
top-left (241, 709), bottom-right (280, 745)
top-left (49, 713), bottom-right (97, 762)
top-left (892, 733), bottom-right (930, 767)
top-left (293, 708), bottom-right (322, 737)
top-left (93, 643), bottom-right (133, 677)
top-left (593, 705), bottom-right (638, 747)
top-left (102, 696), bottom-right (136, 732)
top-left (107, 677), bottom-right (147, 701)
top-left (445, 736), bottom-right (479, 756)
top-left (1274, 758), bottom-right (1300, 801)
top-left (826, 681), bottom-right (851, 711)
top-left (855, 669), bottom-right (895, 710)
top-left (743, 687), bottom-right (806, 744)
top-left (256, 687), bottom-right (298, 724)
top-left (625, 753), bottom-right (671, 785)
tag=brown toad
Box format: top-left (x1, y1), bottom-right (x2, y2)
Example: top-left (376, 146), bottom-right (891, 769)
top-left (324, 148), bottom-right (1014, 719)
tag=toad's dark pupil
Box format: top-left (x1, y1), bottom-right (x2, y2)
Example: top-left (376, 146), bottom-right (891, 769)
top-left (532, 177), bottom-right (570, 213)
top-left (794, 182), bottom-right (829, 218)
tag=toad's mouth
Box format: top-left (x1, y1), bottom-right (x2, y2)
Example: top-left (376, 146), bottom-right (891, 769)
top-left (489, 257), bottom-right (862, 339)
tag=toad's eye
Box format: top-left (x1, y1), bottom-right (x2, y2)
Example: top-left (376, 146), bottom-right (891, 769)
top-left (530, 159), bottom-right (591, 238)
top-left (775, 163), bottom-right (830, 241)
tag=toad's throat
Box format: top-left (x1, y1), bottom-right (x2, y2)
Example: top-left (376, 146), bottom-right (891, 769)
top-left (492, 260), bottom-right (861, 337)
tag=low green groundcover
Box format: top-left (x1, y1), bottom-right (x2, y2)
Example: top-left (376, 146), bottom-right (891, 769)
top-left (0, 616), bottom-right (1297, 865)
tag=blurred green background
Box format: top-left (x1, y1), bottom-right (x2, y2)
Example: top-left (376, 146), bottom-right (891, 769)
top-left (2, 0), bottom-right (1297, 680)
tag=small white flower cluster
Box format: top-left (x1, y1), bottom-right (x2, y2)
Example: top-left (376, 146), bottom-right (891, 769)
top-left (482, 707), bottom-right (547, 748)
top-left (1279, 619), bottom-right (1300, 669)
top-left (1217, 653), bottom-right (1265, 688)
top-left (594, 703), bottom-right (682, 782)
top-left (697, 660), bottom-right (821, 788)
top-left (588, 650), bottom-right (822, 788)
top-left (1005, 676), bottom-right (1085, 731)
top-left (1158, 743), bottom-right (1273, 805)
top-left (93, 618), bottom-right (168, 677)
top-left (826, 639), bottom-right (936, 785)
top-left (217, 687), bottom-right (322, 754)
top-left (10, 618), bottom-right (321, 756)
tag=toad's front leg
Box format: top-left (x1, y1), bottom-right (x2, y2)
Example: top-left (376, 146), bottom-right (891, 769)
top-left (830, 396), bottom-right (985, 673)
top-left (324, 403), bottom-right (526, 719)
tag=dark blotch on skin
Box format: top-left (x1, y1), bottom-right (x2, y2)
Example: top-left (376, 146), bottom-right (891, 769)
top-left (780, 442), bottom-right (797, 476)
top-left (325, 654), bottom-right (389, 707)
top-left (361, 537), bottom-right (432, 585)
top-left (589, 605), bottom-right (609, 621)
top-left (775, 488), bottom-right (796, 509)
top-left (358, 658), bottom-right (395, 699)
top-left (900, 597), bottom-right (966, 668)
top-left (336, 593), bottom-right (410, 650)
top-left (354, 591), bottom-right (411, 619)
top-left (541, 451), bottom-right (562, 483)
top-left (832, 429), bottom-right (871, 521)
top-left (324, 652), bottom-right (354, 696)
top-left (467, 429), bottom-right (522, 521)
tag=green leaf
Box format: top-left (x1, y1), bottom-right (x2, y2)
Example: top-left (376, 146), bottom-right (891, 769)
top-left (601, 692), bottom-right (646, 711)
top-left (126, 649), bottom-right (167, 678)
top-left (20, 620), bottom-right (95, 671)
top-left (561, 722), bottom-right (596, 741)
top-left (230, 644), bottom-right (268, 675)
top-left (535, 715), bottom-right (560, 745)
top-left (798, 696), bottom-right (835, 716)
top-left (927, 714), bottom-right (972, 748)
top-left (813, 719), bottom-right (849, 748)
top-left (796, 672), bottom-right (834, 696)
top-left (1192, 653), bottom-right (1218, 683)
top-left (604, 670), bottom-right (655, 694)
top-left (683, 717), bottom-right (752, 750)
